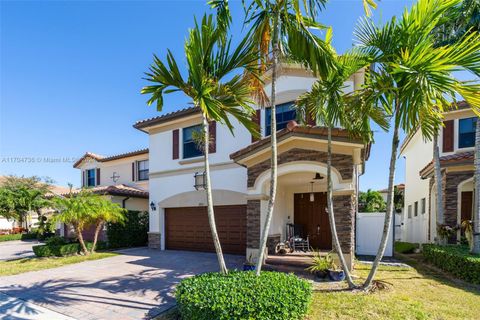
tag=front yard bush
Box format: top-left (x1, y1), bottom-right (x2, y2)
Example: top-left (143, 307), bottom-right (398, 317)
top-left (33, 241), bottom-right (107, 257)
top-left (394, 241), bottom-right (419, 254)
top-left (0, 233), bottom-right (38, 242)
top-left (176, 271), bottom-right (312, 320)
top-left (423, 244), bottom-right (480, 284)
top-left (106, 210), bottom-right (148, 248)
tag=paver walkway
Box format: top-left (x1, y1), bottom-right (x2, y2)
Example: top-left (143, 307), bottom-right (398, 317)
top-left (0, 248), bottom-right (243, 320)
top-left (0, 292), bottom-right (75, 320)
top-left (0, 240), bottom-right (41, 261)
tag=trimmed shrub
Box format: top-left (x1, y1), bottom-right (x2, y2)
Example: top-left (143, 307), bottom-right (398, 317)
top-left (0, 233), bottom-right (38, 242)
top-left (45, 236), bottom-right (67, 246)
top-left (107, 211), bottom-right (148, 248)
top-left (423, 244), bottom-right (480, 284)
top-left (176, 271), bottom-right (312, 320)
top-left (32, 241), bottom-right (107, 257)
top-left (394, 241), bottom-right (419, 254)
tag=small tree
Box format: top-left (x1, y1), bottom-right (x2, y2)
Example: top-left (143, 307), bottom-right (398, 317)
top-left (52, 189), bottom-right (94, 255)
top-left (88, 196), bottom-right (126, 253)
top-left (359, 190), bottom-right (387, 213)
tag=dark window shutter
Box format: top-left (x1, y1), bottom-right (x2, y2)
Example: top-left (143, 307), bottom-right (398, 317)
top-left (96, 168), bottom-right (100, 185)
top-left (132, 162), bottom-right (135, 181)
top-left (442, 120), bottom-right (454, 152)
top-left (82, 171), bottom-right (85, 187)
top-left (173, 129), bottom-right (179, 159)
top-left (252, 109), bottom-right (261, 142)
top-left (209, 121), bottom-right (216, 153)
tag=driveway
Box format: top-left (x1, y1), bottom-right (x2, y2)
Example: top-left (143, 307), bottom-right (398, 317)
top-left (0, 240), bottom-right (41, 261)
top-left (0, 248), bottom-right (243, 320)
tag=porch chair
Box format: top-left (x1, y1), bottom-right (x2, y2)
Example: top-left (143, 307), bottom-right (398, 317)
top-left (286, 223), bottom-right (310, 252)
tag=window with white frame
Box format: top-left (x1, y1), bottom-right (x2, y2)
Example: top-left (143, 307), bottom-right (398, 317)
top-left (421, 198), bottom-right (426, 214)
top-left (458, 117), bottom-right (477, 149)
top-left (183, 125), bottom-right (203, 159)
top-left (414, 201), bottom-right (418, 217)
top-left (265, 102), bottom-right (296, 136)
top-left (137, 160), bottom-right (149, 181)
top-left (408, 205), bottom-right (412, 218)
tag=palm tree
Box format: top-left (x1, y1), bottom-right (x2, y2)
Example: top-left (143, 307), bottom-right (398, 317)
top-left (296, 49), bottom-right (388, 289)
top-left (141, 15), bottom-right (260, 274)
top-left (240, 0), bottom-right (336, 275)
top-left (354, 0), bottom-right (480, 289)
top-left (52, 189), bottom-right (95, 255)
top-left (88, 195), bottom-right (126, 253)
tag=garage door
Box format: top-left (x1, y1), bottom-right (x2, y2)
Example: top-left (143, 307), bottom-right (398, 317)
top-left (165, 205), bottom-right (247, 254)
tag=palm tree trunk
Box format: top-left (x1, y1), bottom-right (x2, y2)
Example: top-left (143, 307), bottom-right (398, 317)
top-left (256, 11), bottom-right (280, 276)
top-left (91, 221), bottom-right (103, 254)
top-left (75, 224), bottom-right (89, 255)
top-left (433, 132), bottom-right (444, 243)
top-left (202, 114), bottom-right (228, 274)
top-left (472, 118), bottom-right (480, 253)
top-left (326, 125), bottom-right (357, 288)
top-left (363, 109), bottom-right (400, 290)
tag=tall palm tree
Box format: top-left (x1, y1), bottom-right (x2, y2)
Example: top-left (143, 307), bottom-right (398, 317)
top-left (296, 49), bottom-right (388, 289)
top-left (355, 0), bottom-right (480, 289)
top-left (141, 15), bottom-right (260, 275)
top-left (240, 0), bottom-right (335, 275)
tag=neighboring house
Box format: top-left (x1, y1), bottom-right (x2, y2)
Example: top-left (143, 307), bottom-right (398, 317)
top-left (59, 149), bottom-right (150, 240)
top-left (400, 101), bottom-right (475, 244)
top-left (134, 63), bottom-right (367, 268)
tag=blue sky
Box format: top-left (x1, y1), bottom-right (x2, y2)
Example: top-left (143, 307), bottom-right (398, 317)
top-left (0, 0), bottom-right (414, 190)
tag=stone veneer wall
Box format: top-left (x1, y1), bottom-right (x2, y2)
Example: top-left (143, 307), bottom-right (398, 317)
top-left (444, 171), bottom-right (473, 227)
top-left (148, 232), bottom-right (161, 249)
top-left (332, 194), bottom-right (355, 255)
top-left (247, 148), bottom-right (353, 188)
top-left (247, 200), bottom-right (261, 249)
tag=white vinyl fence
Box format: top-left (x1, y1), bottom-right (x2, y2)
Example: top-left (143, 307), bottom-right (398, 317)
top-left (356, 212), bottom-right (394, 257)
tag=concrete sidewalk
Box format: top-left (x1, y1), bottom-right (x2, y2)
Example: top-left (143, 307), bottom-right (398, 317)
top-left (0, 292), bottom-right (75, 320)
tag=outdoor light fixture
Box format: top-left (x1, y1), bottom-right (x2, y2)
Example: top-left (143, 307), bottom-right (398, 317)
top-left (150, 201), bottom-right (156, 211)
top-left (194, 172), bottom-right (206, 190)
top-left (313, 172), bottom-right (324, 180)
top-left (309, 181), bottom-right (315, 202)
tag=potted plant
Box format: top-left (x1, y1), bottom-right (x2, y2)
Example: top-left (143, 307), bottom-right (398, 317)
top-left (243, 253), bottom-right (256, 271)
top-left (306, 251), bottom-right (334, 279)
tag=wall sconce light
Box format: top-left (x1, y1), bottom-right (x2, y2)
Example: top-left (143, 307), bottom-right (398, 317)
top-left (309, 181), bottom-right (315, 202)
top-left (150, 201), bottom-right (157, 211)
top-left (194, 172), bottom-right (206, 190)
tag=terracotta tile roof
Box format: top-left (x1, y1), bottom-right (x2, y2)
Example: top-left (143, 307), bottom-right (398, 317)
top-left (378, 183), bottom-right (405, 193)
top-left (133, 106), bottom-right (200, 132)
top-left (400, 101), bottom-right (471, 154)
top-left (230, 120), bottom-right (368, 161)
top-left (73, 148), bottom-right (148, 168)
top-left (57, 184), bottom-right (149, 199)
top-left (419, 151), bottom-right (474, 178)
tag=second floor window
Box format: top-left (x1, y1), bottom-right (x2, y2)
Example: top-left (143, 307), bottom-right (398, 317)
top-left (414, 201), bottom-right (418, 217)
top-left (86, 169), bottom-right (96, 187)
top-left (458, 117), bottom-right (477, 149)
top-left (137, 160), bottom-right (149, 181)
top-left (265, 102), bottom-right (296, 136)
top-left (421, 198), bottom-right (426, 214)
top-left (408, 205), bottom-right (412, 218)
top-left (183, 125), bottom-right (203, 159)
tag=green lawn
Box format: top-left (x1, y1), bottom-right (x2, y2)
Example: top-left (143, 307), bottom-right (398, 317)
top-left (309, 261), bottom-right (480, 320)
top-left (0, 252), bottom-right (118, 276)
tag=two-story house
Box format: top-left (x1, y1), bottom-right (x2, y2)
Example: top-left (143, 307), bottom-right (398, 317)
top-left (58, 149), bottom-right (150, 240)
top-left (134, 63), bottom-right (367, 268)
top-left (400, 101), bottom-right (475, 244)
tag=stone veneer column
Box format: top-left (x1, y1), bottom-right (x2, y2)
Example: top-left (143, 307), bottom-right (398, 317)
top-left (148, 232), bottom-right (161, 249)
top-left (444, 171), bottom-right (473, 227)
top-left (246, 200), bottom-right (261, 249)
top-left (332, 194), bottom-right (355, 269)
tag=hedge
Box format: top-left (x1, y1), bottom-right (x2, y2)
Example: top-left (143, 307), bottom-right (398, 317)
top-left (32, 241), bottom-right (107, 257)
top-left (422, 244), bottom-right (480, 284)
top-left (176, 271), bottom-right (312, 320)
top-left (0, 233), bottom-right (38, 242)
top-left (394, 241), bottom-right (419, 254)
top-left (107, 210), bottom-right (148, 248)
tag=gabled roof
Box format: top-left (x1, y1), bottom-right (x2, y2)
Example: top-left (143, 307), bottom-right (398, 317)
top-left (73, 148), bottom-right (148, 168)
top-left (133, 106), bottom-right (200, 132)
top-left (419, 151), bottom-right (474, 179)
top-left (230, 121), bottom-right (368, 162)
top-left (57, 184), bottom-right (149, 199)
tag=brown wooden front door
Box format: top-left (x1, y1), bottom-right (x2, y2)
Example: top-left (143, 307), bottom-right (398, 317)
top-left (294, 192), bottom-right (332, 250)
top-left (461, 191), bottom-right (473, 222)
top-left (165, 205), bottom-right (247, 255)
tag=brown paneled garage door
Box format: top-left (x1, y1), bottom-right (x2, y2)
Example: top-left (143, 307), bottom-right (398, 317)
top-left (165, 205), bottom-right (247, 254)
